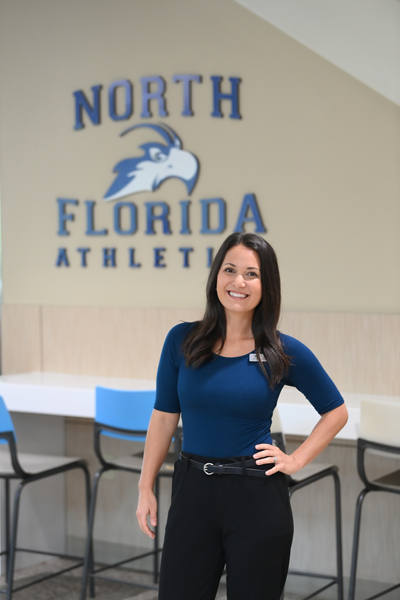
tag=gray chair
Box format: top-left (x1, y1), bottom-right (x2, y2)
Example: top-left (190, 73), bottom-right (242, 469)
top-left (0, 396), bottom-right (91, 600)
top-left (271, 407), bottom-right (343, 600)
top-left (348, 399), bottom-right (400, 600)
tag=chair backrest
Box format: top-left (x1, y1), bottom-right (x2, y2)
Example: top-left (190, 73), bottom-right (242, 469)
top-left (95, 386), bottom-right (156, 442)
top-left (357, 399), bottom-right (400, 492)
top-left (0, 396), bottom-right (17, 445)
top-left (0, 396), bottom-right (26, 477)
top-left (359, 399), bottom-right (400, 448)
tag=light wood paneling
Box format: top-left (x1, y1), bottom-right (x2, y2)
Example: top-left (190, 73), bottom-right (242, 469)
top-left (0, 305), bottom-right (42, 374)
top-left (2, 305), bottom-right (399, 396)
top-left (41, 306), bottom-right (203, 379)
top-left (280, 311), bottom-right (400, 395)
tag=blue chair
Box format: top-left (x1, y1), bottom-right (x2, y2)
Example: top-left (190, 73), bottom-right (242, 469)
top-left (0, 396), bottom-right (91, 600)
top-left (80, 387), bottom-right (181, 599)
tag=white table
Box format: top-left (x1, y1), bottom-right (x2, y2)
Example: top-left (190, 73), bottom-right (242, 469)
top-left (0, 372), bottom-right (155, 418)
top-left (1, 371), bottom-right (399, 440)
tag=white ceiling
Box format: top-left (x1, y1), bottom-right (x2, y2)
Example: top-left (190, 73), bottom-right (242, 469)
top-left (233, 0), bottom-right (400, 106)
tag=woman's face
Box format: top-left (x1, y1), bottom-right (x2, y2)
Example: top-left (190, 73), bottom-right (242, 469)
top-left (216, 244), bottom-right (262, 316)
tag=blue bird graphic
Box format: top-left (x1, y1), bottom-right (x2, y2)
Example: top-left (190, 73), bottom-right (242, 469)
top-left (104, 123), bottom-right (199, 201)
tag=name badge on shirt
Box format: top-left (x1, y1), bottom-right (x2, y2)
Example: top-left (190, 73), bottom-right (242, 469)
top-left (249, 353), bottom-right (267, 362)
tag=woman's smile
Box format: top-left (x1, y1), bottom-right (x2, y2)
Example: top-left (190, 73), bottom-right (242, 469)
top-left (227, 291), bottom-right (249, 299)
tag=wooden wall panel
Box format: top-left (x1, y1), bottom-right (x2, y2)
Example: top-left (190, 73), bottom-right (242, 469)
top-left (0, 305), bottom-right (42, 374)
top-left (41, 306), bottom-right (203, 379)
top-left (2, 305), bottom-right (399, 396)
top-left (280, 311), bottom-right (400, 395)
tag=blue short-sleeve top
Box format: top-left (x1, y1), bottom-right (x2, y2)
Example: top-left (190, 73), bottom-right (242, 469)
top-left (154, 322), bottom-right (344, 457)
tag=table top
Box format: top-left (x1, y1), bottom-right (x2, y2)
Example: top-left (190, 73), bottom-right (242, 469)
top-left (0, 371), bottom-right (399, 440)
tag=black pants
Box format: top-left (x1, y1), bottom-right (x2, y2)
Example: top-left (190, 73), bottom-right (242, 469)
top-left (158, 454), bottom-right (294, 600)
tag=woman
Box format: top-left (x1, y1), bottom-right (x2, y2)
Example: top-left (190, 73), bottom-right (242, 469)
top-left (136, 232), bottom-right (348, 600)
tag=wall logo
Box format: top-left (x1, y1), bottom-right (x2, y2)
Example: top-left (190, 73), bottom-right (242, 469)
top-left (56, 74), bottom-right (267, 269)
top-left (104, 123), bottom-right (199, 201)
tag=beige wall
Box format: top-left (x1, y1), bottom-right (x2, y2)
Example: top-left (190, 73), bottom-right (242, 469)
top-left (0, 0), bottom-right (399, 313)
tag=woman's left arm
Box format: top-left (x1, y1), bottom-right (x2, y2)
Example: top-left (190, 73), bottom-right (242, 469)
top-left (253, 403), bottom-right (348, 476)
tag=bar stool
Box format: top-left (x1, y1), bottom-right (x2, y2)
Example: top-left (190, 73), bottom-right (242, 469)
top-left (0, 396), bottom-right (91, 600)
top-left (348, 399), bottom-right (400, 600)
top-left (80, 386), bottom-right (181, 600)
top-left (271, 407), bottom-right (343, 600)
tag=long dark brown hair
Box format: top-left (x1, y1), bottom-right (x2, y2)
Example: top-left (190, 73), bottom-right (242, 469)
top-left (182, 232), bottom-right (290, 387)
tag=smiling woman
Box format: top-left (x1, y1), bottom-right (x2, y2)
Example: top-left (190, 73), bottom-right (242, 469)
top-left (136, 232), bottom-right (348, 600)
top-left (182, 232), bottom-right (289, 376)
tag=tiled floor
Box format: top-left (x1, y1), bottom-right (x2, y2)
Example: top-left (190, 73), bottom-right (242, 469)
top-left (1, 560), bottom-right (400, 600)
top-left (0, 561), bottom-right (159, 600)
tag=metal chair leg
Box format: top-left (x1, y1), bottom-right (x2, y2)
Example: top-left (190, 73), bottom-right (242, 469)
top-left (6, 481), bottom-right (25, 600)
top-left (348, 488), bottom-right (369, 600)
top-left (80, 463), bottom-right (95, 598)
top-left (80, 468), bottom-right (106, 600)
top-left (5, 478), bottom-right (11, 584)
top-left (332, 470), bottom-right (343, 600)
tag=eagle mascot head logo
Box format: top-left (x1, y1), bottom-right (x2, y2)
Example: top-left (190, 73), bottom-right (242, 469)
top-left (104, 123), bottom-right (199, 201)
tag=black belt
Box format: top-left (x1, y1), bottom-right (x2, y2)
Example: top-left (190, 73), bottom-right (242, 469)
top-left (179, 453), bottom-right (267, 477)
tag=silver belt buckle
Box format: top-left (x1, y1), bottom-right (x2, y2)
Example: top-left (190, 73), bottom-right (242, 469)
top-left (203, 462), bottom-right (214, 475)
